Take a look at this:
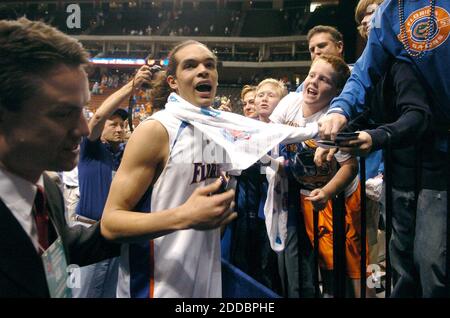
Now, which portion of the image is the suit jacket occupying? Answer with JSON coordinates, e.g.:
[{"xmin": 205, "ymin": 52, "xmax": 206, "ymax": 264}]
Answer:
[{"xmin": 0, "ymin": 173, "xmax": 120, "ymax": 297}]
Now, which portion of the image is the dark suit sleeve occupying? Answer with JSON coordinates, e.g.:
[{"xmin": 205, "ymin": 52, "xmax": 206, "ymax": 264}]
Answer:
[
  {"xmin": 367, "ymin": 61, "xmax": 432, "ymax": 150},
  {"xmin": 44, "ymin": 175, "xmax": 120, "ymax": 266},
  {"xmin": 64, "ymin": 222, "xmax": 121, "ymax": 266}
]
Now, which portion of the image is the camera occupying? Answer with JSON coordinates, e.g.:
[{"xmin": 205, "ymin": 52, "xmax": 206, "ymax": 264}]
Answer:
[
  {"xmin": 141, "ymin": 59, "xmax": 163, "ymax": 89},
  {"xmin": 212, "ymin": 96, "xmax": 221, "ymax": 109},
  {"xmin": 212, "ymin": 95, "xmax": 230, "ymax": 109}
]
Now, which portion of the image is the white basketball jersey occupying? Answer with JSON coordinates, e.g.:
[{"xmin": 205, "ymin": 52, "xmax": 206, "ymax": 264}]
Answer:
[{"xmin": 117, "ymin": 110, "xmax": 222, "ymax": 298}]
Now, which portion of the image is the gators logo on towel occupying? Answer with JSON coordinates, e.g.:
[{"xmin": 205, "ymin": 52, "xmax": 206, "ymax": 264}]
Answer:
[{"xmin": 221, "ymin": 129, "xmax": 251, "ymax": 143}]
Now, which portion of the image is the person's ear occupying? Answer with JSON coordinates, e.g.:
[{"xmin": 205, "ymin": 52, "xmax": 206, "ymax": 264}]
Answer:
[
  {"xmin": 336, "ymin": 41, "xmax": 344, "ymax": 55},
  {"xmin": 167, "ymin": 75, "xmax": 178, "ymax": 91}
]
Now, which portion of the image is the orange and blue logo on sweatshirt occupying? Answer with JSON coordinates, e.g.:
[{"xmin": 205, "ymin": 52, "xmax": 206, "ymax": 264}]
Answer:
[{"xmin": 397, "ymin": 6, "xmax": 450, "ymax": 52}]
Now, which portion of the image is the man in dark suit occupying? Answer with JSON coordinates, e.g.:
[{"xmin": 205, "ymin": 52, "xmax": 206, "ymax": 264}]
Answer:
[{"xmin": 0, "ymin": 18, "xmax": 119, "ymax": 297}]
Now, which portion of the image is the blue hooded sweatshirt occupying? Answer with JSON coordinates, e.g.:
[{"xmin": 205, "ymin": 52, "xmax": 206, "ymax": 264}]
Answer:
[{"xmin": 329, "ymin": 0, "xmax": 450, "ymax": 150}]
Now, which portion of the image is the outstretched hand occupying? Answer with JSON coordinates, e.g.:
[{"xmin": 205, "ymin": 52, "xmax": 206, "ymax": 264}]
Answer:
[
  {"xmin": 304, "ymin": 188, "xmax": 330, "ymax": 211},
  {"xmin": 318, "ymin": 112, "xmax": 348, "ymax": 140},
  {"xmin": 314, "ymin": 146, "xmax": 337, "ymax": 167},
  {"xmin": 133, "ymin": 65, "xmax": 156, "ymax": 90},
  {"xmin": 338, "ymin": 131, "xmax": 373, "ymax": 157}
]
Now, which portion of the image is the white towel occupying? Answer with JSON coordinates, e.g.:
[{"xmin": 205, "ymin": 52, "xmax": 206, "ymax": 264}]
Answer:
[
  {"xmin": 164, "ymin": 93, "xmax": 317, "ymax": 250},
  {"xmin": 260, "ymin": 156, "xmax": 289, "ymax": 252}
]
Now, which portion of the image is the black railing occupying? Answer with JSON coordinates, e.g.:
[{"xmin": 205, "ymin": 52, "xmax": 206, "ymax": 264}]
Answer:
[
  {"xmin": 304, "ymin": 130, "xmax": 450, "ymax": 298},
  {"xmin": 359, "ymin": 157, "xmax": 367, "ymax": 298},
  {"xmin": 383, "ymin": 136, "xmax": 393, "ymax": 297},
  {"xmin": 313, "ymin": 206, "xmax": 321, "ymax": 298},
  {"xmin": 332, "ymin": 193, "xmax": 347, "ymax": 298},
  {"xmin": 447, "ymin": 130, "xmax": 450, "ymax": 294},
  {"xmin": 312, "ymin": 135, "xmax": 390, "ymax": 298}
]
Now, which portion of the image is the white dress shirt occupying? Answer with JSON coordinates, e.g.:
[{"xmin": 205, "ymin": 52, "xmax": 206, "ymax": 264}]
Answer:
[
  {"xmin": 62, "ymin": 166, "xmax": 78, "ymax": 187},
  {"xmin": 0, "ymin": 167, "xmax": 44, "ymax": 252}
]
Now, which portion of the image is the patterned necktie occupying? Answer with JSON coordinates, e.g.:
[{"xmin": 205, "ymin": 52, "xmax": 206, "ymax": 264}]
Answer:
[{"xmin": 34, "ymin": 185, "xmax": 49, "ymax": 253}]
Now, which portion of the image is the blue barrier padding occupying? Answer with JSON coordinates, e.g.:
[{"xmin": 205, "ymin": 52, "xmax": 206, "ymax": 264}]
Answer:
[
  {"xmin": 221, "ymin": 226, "xmax": 233, "ymax": 262},
  {"xmin": 221, "ymin": 259, "xmax": 281, "ymax": 298}
]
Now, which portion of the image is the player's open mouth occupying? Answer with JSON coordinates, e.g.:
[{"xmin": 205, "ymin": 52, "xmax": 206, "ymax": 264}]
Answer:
[{"xmin": 195, "ymin": 83, "xmax": 212, "ymax": 92}]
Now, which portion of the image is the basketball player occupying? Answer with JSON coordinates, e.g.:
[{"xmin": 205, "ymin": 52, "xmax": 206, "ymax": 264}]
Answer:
[{"xmin": 101, "ymin": 40, "xmax": 236, "ymax": 298}]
